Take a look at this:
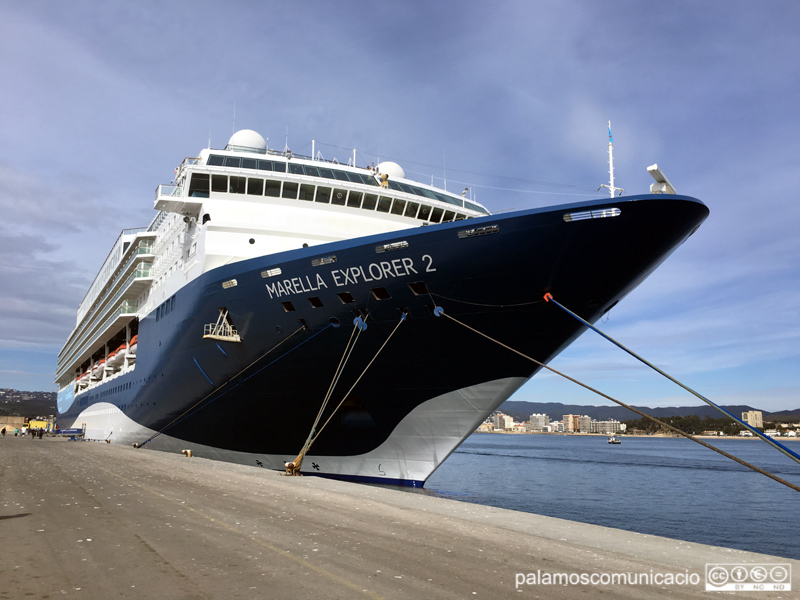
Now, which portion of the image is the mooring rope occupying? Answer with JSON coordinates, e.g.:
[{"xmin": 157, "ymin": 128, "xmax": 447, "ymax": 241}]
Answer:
[
  {"xmin": 136, "ymin": 323, "xmax": 317, "ymax": 448},
  {"xmin": 286, "ymin": 319, "xmax": 365, "ymax": 475},
  {"xmin": 436, "ymin": 308, "xmax": 800, "ymax": 495},
  {"xmin": 310, "ymin": 313, "xmax": 407, "ymax": 446},
  {"xmin": 286, "ymin": 312, "xmax": 408, "ymax": 475},
  {"xmin": 543, "ymin": 293, "xmax": 800, "ymax": 467}
]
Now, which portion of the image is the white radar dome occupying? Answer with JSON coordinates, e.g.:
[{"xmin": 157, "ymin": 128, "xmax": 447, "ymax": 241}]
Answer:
[
  {"xmin": 377, "ymin": 161, "xmax": 405, "ymax": 180},
  {"xmin": 226, "ymin": 129, "xmax": 267, "ymax": 153}
]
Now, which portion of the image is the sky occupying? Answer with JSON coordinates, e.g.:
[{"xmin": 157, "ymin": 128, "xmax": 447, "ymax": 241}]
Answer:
[{"xmin": 0, "ymin": 0, "xmax": 798, "ymax": 412}]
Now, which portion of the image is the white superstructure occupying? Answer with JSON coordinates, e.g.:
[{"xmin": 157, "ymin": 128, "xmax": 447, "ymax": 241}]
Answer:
[{"xmin": 56, "ymin": 130, "xmax": 489, "ymax": 399}]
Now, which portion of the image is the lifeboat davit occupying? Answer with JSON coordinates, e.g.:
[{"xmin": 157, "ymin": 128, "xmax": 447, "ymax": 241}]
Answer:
[
  {"xmin": 107, "ymin": 343, "xmax": 127, "ymax": 368},
  {"xmin": 78, "ymin": 370, "xmax": 90, "ymax": 388},
  {"xmin": 91, "ymin": 359, "xmax": 105, "ymax": 379}
]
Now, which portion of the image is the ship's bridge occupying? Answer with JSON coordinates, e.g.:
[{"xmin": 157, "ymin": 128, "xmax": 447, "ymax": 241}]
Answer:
[{"xmin": 154, "ymin": 130, "xmax": 490, "ymax": 224}]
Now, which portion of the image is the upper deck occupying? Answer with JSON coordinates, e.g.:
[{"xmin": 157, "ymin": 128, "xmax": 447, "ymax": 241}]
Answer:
[{"xmin": 155, "ymin": 129, "xmax": 490, "ymax": 224}]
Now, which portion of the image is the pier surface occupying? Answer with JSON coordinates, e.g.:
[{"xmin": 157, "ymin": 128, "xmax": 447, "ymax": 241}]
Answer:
[{"xmin": 1, "ymin": 437, "xmax": 795, "ymax": 599}]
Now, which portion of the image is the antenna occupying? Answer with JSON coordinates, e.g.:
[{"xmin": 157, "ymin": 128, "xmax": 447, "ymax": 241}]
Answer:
[
  {"xmin": 443, "ymin": 149, "xmax": 447, "ymax": 192},
  {"xmin": 599, "ymin": 121, "xmax": 623, "ymax": 197}
]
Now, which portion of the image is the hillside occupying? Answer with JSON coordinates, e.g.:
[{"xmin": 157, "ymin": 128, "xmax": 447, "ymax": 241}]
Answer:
[
  {"xmin": 499, "ymin": 400, "xmax": 800, "ymax": 422},
  {"xmin": 0, "ymin": 389, "xmax": 57, "ymax": 418}
]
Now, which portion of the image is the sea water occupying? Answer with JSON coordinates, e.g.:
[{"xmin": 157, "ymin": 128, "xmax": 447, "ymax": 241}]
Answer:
[{"xmin": 424, "ymin": 434, "xmax": 800, "ymax": 560}]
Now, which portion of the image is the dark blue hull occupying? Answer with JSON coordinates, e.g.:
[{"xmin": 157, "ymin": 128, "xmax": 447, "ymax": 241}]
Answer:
[{"xmin": 57, "ymin": 194, "xmax": 708, "ymax": 484}]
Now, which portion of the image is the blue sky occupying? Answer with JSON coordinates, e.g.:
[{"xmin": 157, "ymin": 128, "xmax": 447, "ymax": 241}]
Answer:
[{"xmin": 1, "ymin": 1, "xmax": 798, "ymax": 412}]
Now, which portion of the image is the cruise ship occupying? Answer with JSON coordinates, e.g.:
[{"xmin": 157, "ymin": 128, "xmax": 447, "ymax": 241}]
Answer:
[{"xmin": 55, "ymin": 129, "xmax": 709, "ymax": 486}]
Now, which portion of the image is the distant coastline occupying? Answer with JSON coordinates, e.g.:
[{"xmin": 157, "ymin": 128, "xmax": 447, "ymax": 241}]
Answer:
[{"xmin": 475, "ymin": 430, "xmax": 800, "ymax": 440}]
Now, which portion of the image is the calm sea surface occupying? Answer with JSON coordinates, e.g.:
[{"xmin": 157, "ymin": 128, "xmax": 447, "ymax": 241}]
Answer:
[{"xmin": 423, "ymin": 434, "xmax": 800, "ymax": 560}]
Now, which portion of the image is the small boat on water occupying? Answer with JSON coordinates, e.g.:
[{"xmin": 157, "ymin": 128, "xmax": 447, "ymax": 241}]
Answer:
[{"xmin": 608, "ymin": 436, "xmax": 621, "ymax": 444}]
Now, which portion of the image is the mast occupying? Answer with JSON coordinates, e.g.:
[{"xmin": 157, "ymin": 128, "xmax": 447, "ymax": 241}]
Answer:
[{"xmin": 600, "ymin": 121, "xmax": 623, "ymax": 197}]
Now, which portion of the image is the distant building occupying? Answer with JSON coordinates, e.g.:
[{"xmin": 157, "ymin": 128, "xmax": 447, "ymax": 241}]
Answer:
[
  {"xmin": 0, "ymin": 416, "xmax": 27, "ymax": 430},
  {"xmin": 550, "ymin": 420, "xmax": 564, "ymax": 433},
  {"xmin": 578, "ymin": 415, "xmax": 592, "ymax": 433},
  {"xmin": 742, "ymin": 410, "xmax": 763, "ymax": 429},
  {"xmin": 528, "ymin": 413, "xmax": 550, "ymax": 432},
  {"xmin": 563, "ymin": 414, "xmax": 580, "ymax": 432},
  {"xmin": 493, "ymin": 413, "xmax": 514, "ymax": 431},
  {"xmin": 591, "ymin": 419, "xmax": 623, "ymax": 434}
]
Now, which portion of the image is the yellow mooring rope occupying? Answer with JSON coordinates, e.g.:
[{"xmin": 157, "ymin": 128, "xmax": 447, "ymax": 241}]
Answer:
[
  {"xmin": 285, "ymin": 319, "xmax": 365, "ymax": 476},
  {"xmin": 285, "ymin": 312, "xmax": 407, "ymax": 476}
]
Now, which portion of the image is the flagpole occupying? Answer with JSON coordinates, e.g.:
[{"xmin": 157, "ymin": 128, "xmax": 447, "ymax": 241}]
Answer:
[
  {"xmin": 607, "ymin": 121, "xmax": 615, "ymax": 198},
  {"xmin": 600, "ymin": 121, "xmax": 623, "ymax": 197}
]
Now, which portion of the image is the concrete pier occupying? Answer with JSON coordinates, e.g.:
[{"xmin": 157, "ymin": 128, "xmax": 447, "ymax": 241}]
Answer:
[{"xmin": 1, "ymin": 436, "xmax": 795, "ymax": 599}]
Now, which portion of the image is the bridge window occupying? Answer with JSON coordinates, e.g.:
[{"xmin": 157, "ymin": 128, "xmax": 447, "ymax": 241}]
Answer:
[
  {"xmin": 315, "ymin": 186, "xmax": 331, "ymax": 203},
  {"xmin": 362, "ymin": 194, "xmax": 378, "ymax": 210},
  {"xmin": 229, "ymin": 176, "xmax": 246, "ymax": 194},
  {"xmin": 377, "ymin": 197, "xmax": 392, "ymax": 213},
  {"xmin": 265, "ymin": 180, "xmax": 281, "ymax": 197},
  {"xmin": 298, "ymin": 184, "xmax": 315, "ymax": 201},
  {"xmin": 188, "ymin": 173, "xmax": 210, "ymax": 198},
  {"xmin": 281, "ymin": 182, "xmax": 298, "ymax": 200},
  {"xmin": 347, "ymin": 191, "xmax": 363, "ymax": 208},
  {"xmin": 247, "ymin": 178, "xmax": 263, "ymax": 195},
  {"xmin": 211, "ymin": 175, "xmax": 227, "ymax": 193}
]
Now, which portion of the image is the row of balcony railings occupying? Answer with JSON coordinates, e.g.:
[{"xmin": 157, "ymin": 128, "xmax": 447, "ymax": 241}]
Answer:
[
  {"xmin": 58, "ymin": 299, "xmax": 141, "ymax": 382},
  {"xmin": 75, "ymin": 252, "xmax": 153, "ymax": 337},
  {"xmin": 59, "ymin": 264, "xmax": 151, "ymax": 373}
]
